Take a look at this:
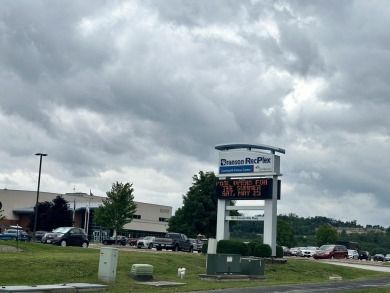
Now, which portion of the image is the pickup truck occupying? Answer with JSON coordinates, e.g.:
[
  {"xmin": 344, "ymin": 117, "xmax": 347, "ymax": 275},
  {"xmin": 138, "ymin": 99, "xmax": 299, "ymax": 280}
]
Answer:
[{"xmin": 153, "ymin": 232, "xmax": 194, "ymax": 252}]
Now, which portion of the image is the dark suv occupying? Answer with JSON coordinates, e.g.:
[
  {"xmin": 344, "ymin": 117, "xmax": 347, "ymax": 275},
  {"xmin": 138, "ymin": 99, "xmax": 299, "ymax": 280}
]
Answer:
[
  {"xmin": 42, "ymin": 227, "xmax": 89, "ymax": 248},
  {"xmin": 358, "ymin": 251, "xmax": 371, "ymax": 260},
  {"xmin": 313, "ymin": 244, "xmax": 348, "ymax": 259}
]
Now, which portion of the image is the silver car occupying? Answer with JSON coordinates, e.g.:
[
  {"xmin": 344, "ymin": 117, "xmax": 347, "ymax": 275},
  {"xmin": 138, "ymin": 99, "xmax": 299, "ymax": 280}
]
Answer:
[
  {"xmin": 290, "ymin": 247, "xmax": 302, "ymax": 257},
  {"xmin": 348, "ymin": 249, "xmax": 359, "ymax": 259},
  {"xmin": 136, "ymin": 236, "xmax": 155, "ymax": 249},
  {"xmin": 301, "ymin": 246, "xmax": 319, "ymax": 257}
]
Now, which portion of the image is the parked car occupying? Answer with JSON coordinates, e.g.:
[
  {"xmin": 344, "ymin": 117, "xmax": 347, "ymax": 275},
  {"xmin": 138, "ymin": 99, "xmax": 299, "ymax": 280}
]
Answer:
[
  {"xmin": 0, "ymin": 229, "xmax": 29, "ymax": 241},
  {"xmin": 128, "ymin": 238, "xmax": 138, "ymax": 246},
  {"xmin": 313, "ymin": 244, "xmax": 348, "ymax": 259},
  {"xmin": 282, "ymin": 246, "xmax": 292, "ymax": 256},
  {"xmin": 384, "ymin": 254, "xmax": 390, "ymax": 262},
  {"xmin": 297, "ymin": 247, "xmax": 306, "ymax": 257},
  {"xmin": 373, "ymin": 254, "xmax": 385, "ymax": 262},
  {"xmin": 28, "ymin": 231, "xmax": 48, "ymax": 242},
  {"xmin": 290, "ymin": 247, "xmax": 302, "ymax": 257},
  {"xmin": 348, "ymin": 249, "xmax": 359, "ymax": 259},
  {"xmin": 41, "ymin": 227, "xmax": 89, "ymax": 248},
  {"xmin": 358, "ymin": 251, "xmax": 371, "ymax": 261},
  {"xmin": 301, "ymin": 246, "xmax": 319, "ymax": 258},
  {"xmin": 189, "ymin": 238, "xmax": 203, "ymax": 253},
  {"xmin": 136, "ymin": 236, "xmax": 155, "ymax": 249},
  {"xmin": 102, "ymin": 236, "xmax": 128, "ymax": 246}
]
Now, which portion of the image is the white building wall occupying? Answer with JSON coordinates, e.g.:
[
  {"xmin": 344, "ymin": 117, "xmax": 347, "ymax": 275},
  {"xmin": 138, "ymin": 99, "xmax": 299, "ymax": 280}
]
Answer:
[
  {"xmin": 124, "ymin": 202, "xmax": 172, "ymax": 233},
  {"xmin": 0, "ymin": 189, "xmax": 77, "ymax": 220},
  {"xmin": 0, "ymin": 189, "xmax": 172, "ymax": 234}
]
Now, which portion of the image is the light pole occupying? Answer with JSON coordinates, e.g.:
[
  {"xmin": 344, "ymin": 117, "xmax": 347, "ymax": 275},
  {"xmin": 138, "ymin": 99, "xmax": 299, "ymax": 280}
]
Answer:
[{"xmin": 33, "ymin": 153, "xmax": 47, "ymax": 240}]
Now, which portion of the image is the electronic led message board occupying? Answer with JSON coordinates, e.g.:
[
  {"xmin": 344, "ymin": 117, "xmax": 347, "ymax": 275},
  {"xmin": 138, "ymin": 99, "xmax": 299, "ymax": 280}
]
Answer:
[{"xmin": 215, "ymin": 178, "xmax": 280, "ymax": 200}]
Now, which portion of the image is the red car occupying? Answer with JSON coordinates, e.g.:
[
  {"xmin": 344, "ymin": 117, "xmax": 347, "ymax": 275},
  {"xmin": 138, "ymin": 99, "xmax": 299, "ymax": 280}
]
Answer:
[
  {"xmin": 313, "ymin": 244, "xmax": 348, "ymax": 259},
  {"xmin": 128, "ymin": 238, "xmax": 138, "ymax": 246}
]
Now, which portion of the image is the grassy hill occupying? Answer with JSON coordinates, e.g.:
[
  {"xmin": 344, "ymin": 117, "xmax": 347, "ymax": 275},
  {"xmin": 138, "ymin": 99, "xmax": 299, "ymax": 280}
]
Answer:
[{"xmin": 1, "ymin": 241, "xmax": 389, "ymax": 292}]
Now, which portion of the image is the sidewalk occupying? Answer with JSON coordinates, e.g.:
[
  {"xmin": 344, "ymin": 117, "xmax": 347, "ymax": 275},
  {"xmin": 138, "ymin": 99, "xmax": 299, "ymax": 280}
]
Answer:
[{"xmin": 0, "ymin": 283, "xmax": 107, "ymax": 292}]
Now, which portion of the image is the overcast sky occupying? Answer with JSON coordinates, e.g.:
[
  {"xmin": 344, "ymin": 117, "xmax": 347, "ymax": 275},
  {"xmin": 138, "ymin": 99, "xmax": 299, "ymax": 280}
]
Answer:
[{"xmin": 1, "ymin": 1, "xmax": 389, "ymax": 228}]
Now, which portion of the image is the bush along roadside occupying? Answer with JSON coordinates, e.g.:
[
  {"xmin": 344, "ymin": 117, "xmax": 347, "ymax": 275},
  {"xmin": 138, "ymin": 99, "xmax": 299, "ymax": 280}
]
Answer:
[{"xmin": 202, "ymin": 239, "xmax": 285, "ymax": 261}]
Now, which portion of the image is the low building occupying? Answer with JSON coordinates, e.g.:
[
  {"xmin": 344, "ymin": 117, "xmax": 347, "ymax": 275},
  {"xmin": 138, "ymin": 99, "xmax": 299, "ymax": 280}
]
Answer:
[{"xmin": 0, "ymin": 189, "xmax": 172, "ymax": 242}]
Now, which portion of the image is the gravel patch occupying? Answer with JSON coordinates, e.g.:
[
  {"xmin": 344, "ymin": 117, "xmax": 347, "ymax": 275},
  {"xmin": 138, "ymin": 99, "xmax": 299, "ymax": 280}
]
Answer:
[{"xmin": 0, "ymin": 244, "xmax": 23, "ymax": 252}]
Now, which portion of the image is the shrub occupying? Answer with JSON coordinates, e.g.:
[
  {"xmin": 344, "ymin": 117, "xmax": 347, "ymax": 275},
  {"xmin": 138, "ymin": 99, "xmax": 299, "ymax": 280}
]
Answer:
[
  {"xmin": 253, "ymin": 243, "xmax": 272, "ymax": 257},
  {"xmin": 217, "ymin": 240, "xmax": 249, "ymax": 256},
  {"xmin": 201, "ymin": 242, "xmax": 208, "ymax": 254},
  {"xmin": 276, "ymin": 245, "xmax": 283, "ymax": 258},
  {"xmin": 246, "ymin": 240, "xmax": 263, "ymax": 256}
]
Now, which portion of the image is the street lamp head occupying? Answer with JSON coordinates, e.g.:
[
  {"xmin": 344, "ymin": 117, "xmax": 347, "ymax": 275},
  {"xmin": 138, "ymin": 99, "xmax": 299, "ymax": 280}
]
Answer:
[{"xmin": 35, "ymin": 153, "xmax": 48, "ymax": 156}]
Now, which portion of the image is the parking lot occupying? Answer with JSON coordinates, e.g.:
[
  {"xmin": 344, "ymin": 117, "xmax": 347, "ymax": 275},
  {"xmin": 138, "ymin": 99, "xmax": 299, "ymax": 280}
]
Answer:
[{"xmin": 89, "ymin": 242, "xmax": 203, "ymax": 254}]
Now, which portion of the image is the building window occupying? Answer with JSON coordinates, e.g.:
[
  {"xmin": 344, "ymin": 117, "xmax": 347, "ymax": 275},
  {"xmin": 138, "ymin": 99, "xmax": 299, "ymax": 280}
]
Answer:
[
  {"xmin": 159, "ymin": 217, "xmax": 169, "ymax": 222},
  {"xmin": 132, "ymin": 214, "xmax": 141, "ymax": 219}
]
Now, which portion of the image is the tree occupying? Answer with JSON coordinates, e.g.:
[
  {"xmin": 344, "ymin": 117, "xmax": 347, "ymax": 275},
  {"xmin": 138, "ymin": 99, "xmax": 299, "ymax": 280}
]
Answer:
[
  {"xmin": 94, "ymin": 182, "xmax": 137, "ymax": 243},
  {"xmin": 230, "ymin": 219, "xmax": 264, "ymax": 240},
  {"xmin": 277, "ymin": 220, "xmax": 294, "ymax": 247},
  {"xmin": 316, "ymin": 224, "xmax": 338, "ymax": 246},
  {"xmin": 168, "ymin": 171, "xmax": 218, "ymax": 238},
  {"xmin": 0, "ymin": 201, "xmax": 5, "ymax": 220},
  {"xmin": 0, "ymin": 210, "xmax": 5, "ymax": 220},
  {"xmin": 27, "ymin": 196, "xmax": 72, "ymax": 231},
  {"xmin": 167, "ymin": 171, "xmax": 241, "ymax": 238},
  {"xmin": 47, "ymin": 196, "xmax": 73, "ymax": 229},
  {"xmin": 339, "ymin": 229, "xmax": 348, "ymax": 239},
  {"xmin": 37, "ymin": 201, "xmax": 54, "ymax": 231}
]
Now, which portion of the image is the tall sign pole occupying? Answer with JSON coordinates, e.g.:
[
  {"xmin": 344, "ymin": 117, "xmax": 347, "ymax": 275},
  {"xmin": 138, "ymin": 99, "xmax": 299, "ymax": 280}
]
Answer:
[
  {"xmin": 215, "ymin": 144, "xmax": 285, "ymax": 256},
  {"xmin": 33, "ymin": 153, "xmax": 47, "ymax": 240}
]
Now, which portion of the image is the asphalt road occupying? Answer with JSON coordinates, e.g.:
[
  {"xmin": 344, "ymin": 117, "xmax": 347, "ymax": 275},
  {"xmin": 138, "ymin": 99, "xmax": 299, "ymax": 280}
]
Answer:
[
  {"xmin": 191, "ymin": 260, "xmax": 390, "ymax": 293},
  {"xmin": 191, "ymin": 277, "xmax": 390, "ymax": 292},
  {"xmin": 325, "ymin": 261, "xmax": 390, "ymax": 273}
]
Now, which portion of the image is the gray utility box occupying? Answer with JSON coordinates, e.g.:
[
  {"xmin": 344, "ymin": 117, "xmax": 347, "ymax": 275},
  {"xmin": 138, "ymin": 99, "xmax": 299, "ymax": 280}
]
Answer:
[
  {"xmin": 240, "ymin": 258, "xmax": 264, "ymax": 276},
  {"xmin": 98, "ymin": 247, "xmax": 119, "ymax": 282},
  {"xmin": 206, "ymin": 253, "xmax": 241, "ymax": 275}
]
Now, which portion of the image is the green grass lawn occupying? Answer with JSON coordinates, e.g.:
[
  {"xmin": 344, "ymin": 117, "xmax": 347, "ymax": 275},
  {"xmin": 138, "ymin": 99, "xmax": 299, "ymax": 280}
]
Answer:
[{"xmin": 1, "ymin": 241, "xmax": 389, "ymax": 292}]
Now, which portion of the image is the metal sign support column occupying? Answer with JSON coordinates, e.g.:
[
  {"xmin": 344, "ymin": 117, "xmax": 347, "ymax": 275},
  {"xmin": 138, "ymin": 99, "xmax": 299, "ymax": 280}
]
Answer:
[
  {"xmin": 216, "ymin": 199, "xmax": 229, "ymax": 240},
  {"xmin": 263, "ymin": 174, "xmax": 278, "ymax": 256}
]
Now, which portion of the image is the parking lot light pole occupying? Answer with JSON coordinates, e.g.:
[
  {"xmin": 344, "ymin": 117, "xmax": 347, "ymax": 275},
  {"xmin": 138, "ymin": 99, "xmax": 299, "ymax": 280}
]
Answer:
[{"xmin": 33, "ymin": 153, "xmax": 47, "ymax": 241}]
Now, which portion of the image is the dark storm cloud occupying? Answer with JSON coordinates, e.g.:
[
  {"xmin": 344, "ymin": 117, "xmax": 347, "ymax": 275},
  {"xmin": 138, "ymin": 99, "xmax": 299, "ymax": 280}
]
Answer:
[
  {"xmin": 0, "ymin": 2, "xmax": 112, "ymax": 81},
  {"xmin": 0, "ymin": 0, "xmax": 389, "ymax": 226}
]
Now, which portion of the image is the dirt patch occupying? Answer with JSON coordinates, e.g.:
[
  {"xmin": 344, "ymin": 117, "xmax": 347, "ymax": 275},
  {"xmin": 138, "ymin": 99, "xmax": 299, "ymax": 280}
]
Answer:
[{"xmin": 0, "ymin": 244, "xmax": 23, "ymax": 252}]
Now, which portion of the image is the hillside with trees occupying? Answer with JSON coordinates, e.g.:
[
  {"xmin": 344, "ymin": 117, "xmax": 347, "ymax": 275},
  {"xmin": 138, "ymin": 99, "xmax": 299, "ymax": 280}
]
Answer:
[{"xmin": 231, "ymin": 213, "xmax": 390, "ymax": 254}]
